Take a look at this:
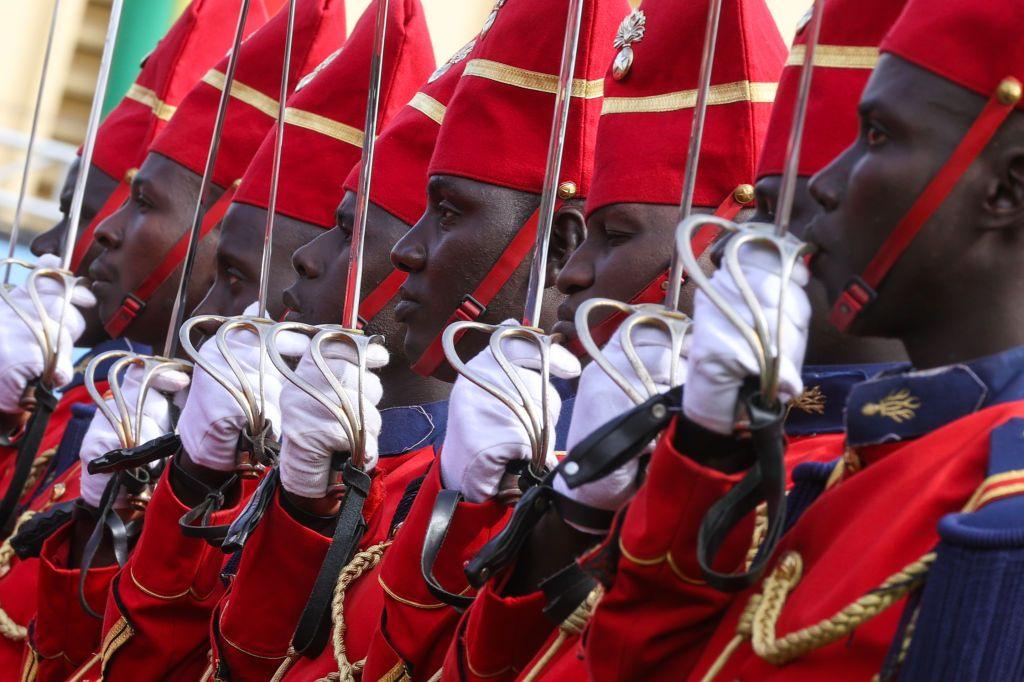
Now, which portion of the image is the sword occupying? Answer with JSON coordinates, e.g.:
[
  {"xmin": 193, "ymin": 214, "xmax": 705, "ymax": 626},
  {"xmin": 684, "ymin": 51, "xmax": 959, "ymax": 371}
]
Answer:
[
  {"xmin": 573, "ymin": 0, "xmax": 726, "ymax": 408},
  {"xmin": 661, "ymin": 0, "xmax": 824, "ymax": 592},
  {"xmin": 164, "ymin": 0, "xmax": 256, "ymax": 361},
  {"xmin": 441, "ymin": 0, "xmax": 584, "ymax": 483},
  {"xmin": 0, "ymin": 0, "xmax": 126, "ymax": 533},
  {"xmin": 178, "ymin": 0, "xmax": 297, "ymax": 479},
  {"xmin": 4, "ymin": 0, "xmax": 62, "ymax": 285}
]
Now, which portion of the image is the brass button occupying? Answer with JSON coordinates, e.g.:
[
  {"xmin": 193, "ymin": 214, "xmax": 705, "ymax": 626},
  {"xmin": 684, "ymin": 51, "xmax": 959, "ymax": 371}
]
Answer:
[
  {"xmin": 733, "ymin": 183, "xmax": 756, "ymax": 205},
  {"xmin": 557, "ymin": 181, "xmax": 578, "ymax": 199},
  {"xmin": 997, "ymin": 77, "xmax": 1022, "ymax": 106},
  {"xmin": 51, "ymin": 483, "xmax": 66, "ymax": 501}
]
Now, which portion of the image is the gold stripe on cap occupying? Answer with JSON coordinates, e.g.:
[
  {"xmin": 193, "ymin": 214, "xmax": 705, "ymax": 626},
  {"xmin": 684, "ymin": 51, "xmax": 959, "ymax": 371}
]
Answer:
[
  {"xmin": 124, "ymin": 84, "xmax": 177, "ymax": 121},
  {"xmin": 409, "ymin": 92, "xmax": 446, "ymax": 124},
  {"xmin": 464, "ymin": 59, "xmax": 604, "ymax": 99},
  {"xmin": 601, "ymin": 80, "xmax": 777, "ymax": 116},
  {"xmin": 785, "ymin": 44, "xmax": 879, "ymax": 70},
  {"xmin": 202, "ymin": 69, "xmax": 279, "ymax": 119},
  {"xmin": 284, "ymin": 107, "xmax": 364, "ymax": 148}
]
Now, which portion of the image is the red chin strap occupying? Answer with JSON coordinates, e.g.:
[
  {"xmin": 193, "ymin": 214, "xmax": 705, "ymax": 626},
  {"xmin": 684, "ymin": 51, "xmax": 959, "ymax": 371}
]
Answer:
[
  {"xmin": 565, "ymin": 186, "xmax": 753, "ymax": 357},
  {"xmin": 830, "ymin": 77, "xmax": 1022, "ymax": 332},
  {"xmin": 70, "ymin": 169, "xmax": 137, "ymax": 273},
  {"xmin": 103, "ymin": 181, "xmax": 238, "ymax": 339},
  {"xmin": 410, "ymin": 199, "xmax": 565, "ymax": 377},
  {"xmin": 355, "ymin": 268, "xmax": 408, "ymax": 329}
]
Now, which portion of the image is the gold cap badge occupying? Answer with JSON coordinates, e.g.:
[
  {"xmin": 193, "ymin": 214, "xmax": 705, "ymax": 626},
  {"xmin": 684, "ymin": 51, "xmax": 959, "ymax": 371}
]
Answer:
[{"xmin": 612, "ymin": 9, "xmax": 646, "ymax": 81}]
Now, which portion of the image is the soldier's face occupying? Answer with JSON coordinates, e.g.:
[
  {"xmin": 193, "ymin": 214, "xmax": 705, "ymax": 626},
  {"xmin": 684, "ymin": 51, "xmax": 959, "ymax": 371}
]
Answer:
[
  {"xmin": 807, "ymin": 55, "xmax": 994, "ymax": 340},
  {"xmin": 31, "ymin": 159, "xmax": 119, "ymax": 347},
  {"xmin": 190, "ymin": 202, "xmax": 321, "ymax": 323},
  {"xmin": 89, "ymin": 153, "xmax": 219, "ymax": 350},
  {"xmin": 390, "ymin": 175, "xmax": 543, "ymax": 382},
  {"xmin": 283, "ymin": 191, "xmax": 411, "ymax": 357},
  {"xmin": 553, "ymin": 202, "xmax": 677, "ymax": 343}
]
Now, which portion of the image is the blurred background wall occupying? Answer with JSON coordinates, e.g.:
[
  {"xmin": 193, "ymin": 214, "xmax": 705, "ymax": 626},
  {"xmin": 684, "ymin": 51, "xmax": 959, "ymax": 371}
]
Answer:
[{"xmin": 0, "ymin": 0, "xmax": 807, "ymax": 243}]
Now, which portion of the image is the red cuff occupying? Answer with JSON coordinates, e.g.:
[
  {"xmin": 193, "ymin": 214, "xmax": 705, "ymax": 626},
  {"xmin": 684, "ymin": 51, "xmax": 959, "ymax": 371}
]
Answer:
[
  {"xmin": 35, "ymin": 521, "xmax": 118, "ymax": 667},
  {"xmin": 217, "ymin": 488, "xmax": 330, "ymax": 666},
  {"xmin": 128, "ymin": 467, "xmax": 245, "ymax": 599},
  {"xmin": 459, "ymin": 584, "xmax": 550, "ymax": 680}
]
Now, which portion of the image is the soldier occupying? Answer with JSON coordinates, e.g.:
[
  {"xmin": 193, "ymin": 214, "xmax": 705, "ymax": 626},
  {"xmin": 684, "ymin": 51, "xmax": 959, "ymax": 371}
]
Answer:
[
  {"xmin": 18, "ymin": 2, "xmax": 347, "ymax": 679},
  {"xmin": 358, "ymin": 0, "xmax": 626, "ymax": 679},
  {"xmin": 587, "ymin": 0, "xmax": 1024, "ymax": 679},
  {"xmin": 436, "ymin": 0, "xmax": 787, "ymax": 678},
  {"xmin": 0, "ymin": 0, "xmax": 272, "ymax": 675}
]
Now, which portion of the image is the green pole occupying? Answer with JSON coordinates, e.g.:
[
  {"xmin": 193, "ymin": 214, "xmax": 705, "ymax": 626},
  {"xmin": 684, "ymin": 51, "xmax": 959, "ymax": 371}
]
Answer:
[{"xmin": 101, "ymin": 0, "xmax": 179, "ymax": 116}]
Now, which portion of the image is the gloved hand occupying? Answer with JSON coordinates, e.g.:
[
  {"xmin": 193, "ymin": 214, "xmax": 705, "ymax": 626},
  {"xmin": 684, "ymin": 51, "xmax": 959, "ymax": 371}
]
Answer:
[
  {"xmin": 80, "ymin": 364, "xmax": 190, "ymax": 507},
  {"xmin": 279, "ymin": 338, "xmax": 389, "ymax": 499},
  {"xmin": 441, "ymin": 321, "xmax": 582, "ymax": 503},
  {"xmin": 684, "ymin": 242, "xmax": 811, "ymax": 435},
  {"xmin": 553, "ymin": 321, "xmax": 688, "ymax": 520},
  {"xmin": 178, "ymin": 303, "xmax": 308, "ymax": 471},
  {"xmin": 0, "ymin": 254, "xmax": 95, "ymax": 413}
]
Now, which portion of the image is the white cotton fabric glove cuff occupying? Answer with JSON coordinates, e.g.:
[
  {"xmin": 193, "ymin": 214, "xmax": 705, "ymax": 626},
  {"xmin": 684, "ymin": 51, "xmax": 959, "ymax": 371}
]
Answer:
[
  {"xmin": 441, "ymin": 320, "xmax": 582, "ymax": 503},
  {"xmin": 684, "ymin": 243, "xmax": 811, "ymax": 435},
  {"xmin": 279, "ymin": 340, "xmax": 389, "ymax": 498},
  {"xmin": 79, "ymin": 365, "xmax": 190, "ymax": 507},
  {"xmin": 0, "ymin": 254, "xmax": 95, "ymax": 413},
  {"xmin": 179, "ymin": 302, "xmax": 307, "ymax": 471},
  {"xmin": 554, "ymin": 323, "xmax": 689, "ymax": 520}
]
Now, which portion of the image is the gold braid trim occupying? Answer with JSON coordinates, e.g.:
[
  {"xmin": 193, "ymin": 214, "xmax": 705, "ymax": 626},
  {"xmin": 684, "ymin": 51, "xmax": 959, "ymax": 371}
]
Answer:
[
  {"xmin": 561, "ymin": 585, "xmax": 603, "ymax": 637},
  {"xmin": 0, "ymin": 510, "xmax": 38, "ymax": 642},
  {"xmin": 746, "ymin": 551, "xmax": 935, "ymax": 666},
  {"xmin": 331, "ymin": 541, "xmax": 392, "ymax": 682},
  {"xmin": 23, "ymin": 447, "xmax": 55, "ymax": 498}
]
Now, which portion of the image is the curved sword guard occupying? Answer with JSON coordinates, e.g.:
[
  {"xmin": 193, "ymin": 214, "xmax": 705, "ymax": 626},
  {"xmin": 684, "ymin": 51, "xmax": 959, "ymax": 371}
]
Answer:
[
  {"xmin": 84, "ymin": 350, "xmax": 192, "ymax": 511},
  {"xmin": 265, "ymin": 322, "xmax": 383, "ymax": 497},
  {"xmin": 574, "ymin": 298, "xmax": 691, "ymax": 406},
  {"xmin": 675, "ymin": 214, "xmax": 813, "ymax": 408},
  {"xmin": 0, "ymin": 258, "xmax": 85, "ymax": 392},
  {"xmin": 179, "ymin": 314, "xmax": 281, "ymax": 477},
  {"xmin": 442, "ymin": 321, "xmax": 556, "ymax": 483}
]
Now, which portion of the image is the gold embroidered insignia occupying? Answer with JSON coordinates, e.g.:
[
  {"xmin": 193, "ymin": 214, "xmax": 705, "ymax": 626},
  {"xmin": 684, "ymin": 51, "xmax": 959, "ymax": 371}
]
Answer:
[
  {"xmin": 789, "ymin": 385, "xmax": 826, "ymax": 415},
  {"xmin": 428, "ymin": 39, "xmax": 476, "ymax": 84},
  {"xmin": 296, "ymin": 47, "xmax": 344, "ymax": 92},
  {"xmin": 479, "ymin": 0, "xmax": 508, "ymax": 39},
  {"xmin": 860, "ymin": 388, "xmax": 921, "ymax": 423},
  {"xmin": 612, "ymin": 9, "xmax": 646, "ymax": 81}
]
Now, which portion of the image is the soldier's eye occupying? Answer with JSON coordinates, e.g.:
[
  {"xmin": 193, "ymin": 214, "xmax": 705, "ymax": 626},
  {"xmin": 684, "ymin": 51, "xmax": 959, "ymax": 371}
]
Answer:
[{"xmin": 865, "ymin": 122, "xmax": 888, "ymax": 148}]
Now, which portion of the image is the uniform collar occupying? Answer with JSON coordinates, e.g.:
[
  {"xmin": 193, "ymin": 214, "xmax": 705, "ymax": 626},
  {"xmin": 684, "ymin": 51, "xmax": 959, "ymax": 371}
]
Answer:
[
  {"xmin": 785, "ymin": 363, "xmax": 906, "ymax": 437},
  {"xmin": 846, "ymin": 345, "xmax": 1024, "ymax": 448},
  {"xmin": 378, "ymin": 399, "xmax": 449, "ymax": 457}
]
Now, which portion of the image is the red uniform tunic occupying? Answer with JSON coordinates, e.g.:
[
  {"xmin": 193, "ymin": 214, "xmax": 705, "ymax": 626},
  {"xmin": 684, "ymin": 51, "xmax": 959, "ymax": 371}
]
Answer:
[
  {"xmin": 587, "ymin": 356, "xmax": 1024, "ymax": 680},
  {"xmin": 209, "ymin": 446, "xmax": 434, "ymax": 680}
]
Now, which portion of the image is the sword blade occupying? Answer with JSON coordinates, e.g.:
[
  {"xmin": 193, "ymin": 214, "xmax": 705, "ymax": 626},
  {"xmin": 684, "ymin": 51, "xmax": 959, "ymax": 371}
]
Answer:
[
  {"xmin": 163, "ymin": 0, "xmax": 254, "ymax": 358},
  {"xmin": 521, "ymin": 0, "xmax": 585, "ymax": 329},
  {"xmin": 664, "ymin": 0, "xmax": 723, "ymax": 311},
  {"xmin": 774, "ymin": 0, "xmax": 824, "ymax": 238},
  {"xmin": 257, "ymin": 0, "xmax": 298, "ymax": 320},
  {"xmin": 342, "ymin": 0, "xmax": 391, "ymax": 331},
  {"xmin": 5, "ymin": 0, "xmax": 63, "ymax": 285},
  {"xmin": 62, "ymin": 0, "xmax": 125, "ymax": 272}
]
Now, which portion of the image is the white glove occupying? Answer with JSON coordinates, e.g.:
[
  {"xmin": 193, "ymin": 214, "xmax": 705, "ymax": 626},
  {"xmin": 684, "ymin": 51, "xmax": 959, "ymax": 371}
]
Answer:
[
  {"xmin": 553, "ymin": 323, "xmax": 688, "ymax": 519},
  {"xmin": 0, "ymin": 254, "xmax": 95, "ymax": 413},
  {"xmin": 79, "ymin": 365, "xmax": 190, "ymax": 507},
  {"xmin": 684, "ymin": 242, "xmax": 811, "ymax": 435},
  {"xmin": 279, "ymin": 339, "xmax": 389, "ymax": 498},
  {"xmin": 178, "ymin": 303, "xmax": 307, "ymax": 471},
  {"xmin": 441, "ymin": 321, "xmax": 582, "ymax": 503}
]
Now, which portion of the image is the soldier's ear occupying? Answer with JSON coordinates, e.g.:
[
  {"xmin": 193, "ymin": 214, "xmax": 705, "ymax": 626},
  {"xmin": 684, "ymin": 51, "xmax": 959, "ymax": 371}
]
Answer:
[
  {"xmin": 982, "ymin": 144, "xmax": 1024, "ymax": 230},
  {"xmin": 546, "ymin": 205, "xmax": 586, "ymax": 285}
]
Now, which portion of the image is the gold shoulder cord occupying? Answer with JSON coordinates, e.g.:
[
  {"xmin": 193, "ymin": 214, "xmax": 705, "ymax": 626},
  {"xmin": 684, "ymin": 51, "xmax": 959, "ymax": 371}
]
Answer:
[{"xmin": 271, "ymin": 540, "xmax": 394, "ymax": 682}]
